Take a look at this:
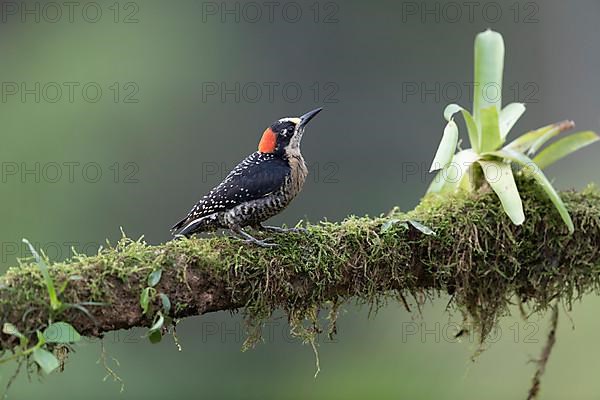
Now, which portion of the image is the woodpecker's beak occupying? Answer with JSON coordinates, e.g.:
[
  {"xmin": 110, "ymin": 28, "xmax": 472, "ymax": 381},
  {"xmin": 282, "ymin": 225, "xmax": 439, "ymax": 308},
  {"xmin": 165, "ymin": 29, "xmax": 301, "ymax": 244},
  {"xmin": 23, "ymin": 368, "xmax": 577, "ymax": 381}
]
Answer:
[{"xmin": 298, "ymin": 107, "xmax": 323, "ymax": 128}]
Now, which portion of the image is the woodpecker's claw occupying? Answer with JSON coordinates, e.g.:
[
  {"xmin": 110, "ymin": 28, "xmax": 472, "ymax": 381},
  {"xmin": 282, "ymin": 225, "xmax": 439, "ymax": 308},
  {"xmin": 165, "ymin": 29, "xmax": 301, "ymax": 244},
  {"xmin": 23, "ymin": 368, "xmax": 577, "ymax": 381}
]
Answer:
[
  {"xmin": 257, "ymin": 225, "xmax": 307, "ymax": 234},
  {"xmin": 246, "ymin": 238, "xmax": 278, "ymax": 248},
  {"xmin": 231, "ymin": 226, "xmax": 277, "ymax": 247}
]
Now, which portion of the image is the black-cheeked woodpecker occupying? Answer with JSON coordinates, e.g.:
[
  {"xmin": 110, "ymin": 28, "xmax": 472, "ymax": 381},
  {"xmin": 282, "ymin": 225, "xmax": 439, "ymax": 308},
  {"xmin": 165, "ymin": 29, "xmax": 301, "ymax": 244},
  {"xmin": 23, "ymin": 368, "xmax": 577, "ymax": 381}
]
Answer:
[{"xmin": 171, "ymin": 107, "xmax": 322, "ymax": 247}]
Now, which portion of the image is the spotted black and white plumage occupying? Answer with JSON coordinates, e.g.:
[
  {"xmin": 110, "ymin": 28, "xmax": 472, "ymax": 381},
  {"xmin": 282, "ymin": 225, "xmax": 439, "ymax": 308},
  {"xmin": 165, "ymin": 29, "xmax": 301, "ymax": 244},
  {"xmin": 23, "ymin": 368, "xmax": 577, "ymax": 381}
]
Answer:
[
  {"xmin": 171, "ymin": 152, "xmax": 291, "ymax": 234},
  {"xmin": 171, "ymin": 108, "xmax": 322, "ymax": 246}
]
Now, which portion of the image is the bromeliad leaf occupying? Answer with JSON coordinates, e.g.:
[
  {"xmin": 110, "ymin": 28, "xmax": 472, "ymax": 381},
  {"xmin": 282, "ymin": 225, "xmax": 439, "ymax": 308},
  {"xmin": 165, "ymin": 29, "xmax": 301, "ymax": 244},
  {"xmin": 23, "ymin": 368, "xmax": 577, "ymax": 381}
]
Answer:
[
  {"xmin": 473, "ymin": 29, "xmax": 504, "ymax": 124},
  {"xmin": 444, "ymin": 104, "xmax": 480, "ymax": 152},
  {"xmin": 427, "ymin": 149, "xmax": 479, "ymax": 193},
  {"xmin": 443, "ymin": 103, "xmax": 462, "ymax": 121},
  {"xmin": 430, "ymin": 120, "xmax": 459, "ymax": 172},
  {"xmin": 533, "ymin": 131, "xmax": 599, "ymax": 170},
  {"xmin": 479, "ymin": 106, "xmax": 502, "ymax": 152},
  {"xmin": 499, "ymin": 103, "xmax": 526, "ymax": 139},
  {"xmin": 528, "ymin": 121, "xmax": 577, "ymax": 155},
  {"xmin": 427, "ymin": 170, "xmax": 445, "ymax": 194},
  {"xmin": 504, "ymin": 123, "xmax": 555, "ymax": 153},
  {"xmin": 478, "ymin": 160, "xmax": 524, "ymax": 225},
  {"xmin": 504, "ymin": 121, "xmax": 575, "ymax": 155},
  {"xmin": 492, "ymin": 149, "xmax": 574, "ymax": 233}
]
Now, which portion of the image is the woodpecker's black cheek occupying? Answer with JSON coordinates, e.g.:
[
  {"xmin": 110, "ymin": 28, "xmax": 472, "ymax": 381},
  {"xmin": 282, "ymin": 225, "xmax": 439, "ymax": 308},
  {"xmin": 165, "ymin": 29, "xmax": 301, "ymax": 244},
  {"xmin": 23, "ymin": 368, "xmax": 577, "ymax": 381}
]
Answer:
[{"xmin": 278, "ymin": 135, "xmax": 291, "ymax": 147}]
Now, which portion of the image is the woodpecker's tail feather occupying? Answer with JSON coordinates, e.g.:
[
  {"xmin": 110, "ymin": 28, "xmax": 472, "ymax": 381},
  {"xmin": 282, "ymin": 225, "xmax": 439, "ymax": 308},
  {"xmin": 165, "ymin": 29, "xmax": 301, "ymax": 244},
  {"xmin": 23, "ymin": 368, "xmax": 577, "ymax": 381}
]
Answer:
[
  {"xmin": 170, "ymin": 216, "xmax": 188, "ymax": 232},
  {"xmin": 172, "ymin": 219, "xmax": 202, "ymax": 237},
  {"xmin": 171, "ymin": 214, "xmax": 218, "ymax": 237}
]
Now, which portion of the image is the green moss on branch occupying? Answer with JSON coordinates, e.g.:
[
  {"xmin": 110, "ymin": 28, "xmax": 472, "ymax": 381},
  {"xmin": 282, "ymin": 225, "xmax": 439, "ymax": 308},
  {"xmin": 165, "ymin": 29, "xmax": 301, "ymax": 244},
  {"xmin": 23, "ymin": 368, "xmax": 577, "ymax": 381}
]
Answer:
[{"xmin": 1, "ymin": 180, "xmax": 600, "ymax": 355}]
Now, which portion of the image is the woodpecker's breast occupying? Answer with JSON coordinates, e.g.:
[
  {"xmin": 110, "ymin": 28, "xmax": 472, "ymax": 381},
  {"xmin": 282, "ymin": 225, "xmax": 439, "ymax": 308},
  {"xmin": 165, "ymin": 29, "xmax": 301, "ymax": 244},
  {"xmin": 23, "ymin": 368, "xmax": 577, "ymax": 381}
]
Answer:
[{"xmin": 284, "ymin": 152, "xmax": 308, "ymax": 200}]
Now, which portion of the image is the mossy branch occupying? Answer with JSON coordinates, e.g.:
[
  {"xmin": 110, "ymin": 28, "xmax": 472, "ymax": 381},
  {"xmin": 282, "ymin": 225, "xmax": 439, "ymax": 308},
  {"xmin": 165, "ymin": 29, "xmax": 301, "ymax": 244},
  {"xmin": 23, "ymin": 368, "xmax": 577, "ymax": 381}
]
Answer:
[{"xmin": 1, "ymin": 180, "xmax": 600, "ymax": 356}]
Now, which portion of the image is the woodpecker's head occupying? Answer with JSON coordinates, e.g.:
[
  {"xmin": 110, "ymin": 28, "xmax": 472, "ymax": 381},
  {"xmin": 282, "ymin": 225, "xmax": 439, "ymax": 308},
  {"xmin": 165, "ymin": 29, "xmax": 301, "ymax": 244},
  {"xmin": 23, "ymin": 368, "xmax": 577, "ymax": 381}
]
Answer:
[{"xmin": 258, "ymin": 108, "xmax": 322, "ymax": 155}]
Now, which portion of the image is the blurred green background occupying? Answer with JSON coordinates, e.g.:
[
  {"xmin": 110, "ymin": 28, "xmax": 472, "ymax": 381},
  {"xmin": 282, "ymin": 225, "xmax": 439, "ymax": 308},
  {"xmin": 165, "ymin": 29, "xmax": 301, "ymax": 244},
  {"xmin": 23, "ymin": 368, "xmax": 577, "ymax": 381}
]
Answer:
[{"xmin": 0, "ymin": 0, "xmax": 599, "ymax": 398}]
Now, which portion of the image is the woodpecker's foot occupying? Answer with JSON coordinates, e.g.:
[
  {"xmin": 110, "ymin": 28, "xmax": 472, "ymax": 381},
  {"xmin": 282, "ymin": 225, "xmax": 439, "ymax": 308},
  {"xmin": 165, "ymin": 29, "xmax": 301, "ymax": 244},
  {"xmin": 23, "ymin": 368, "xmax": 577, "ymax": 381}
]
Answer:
[
  {"xmin": 231, "ymin": 226, "xmax": 277, "ymax": 248},
  {"xmin": 257, "ymin": 224, "xmax": 307, "ymax": 234},
  {"xmin": 245, "ymin": 237, "xmax": 277, "ymax": 248}
]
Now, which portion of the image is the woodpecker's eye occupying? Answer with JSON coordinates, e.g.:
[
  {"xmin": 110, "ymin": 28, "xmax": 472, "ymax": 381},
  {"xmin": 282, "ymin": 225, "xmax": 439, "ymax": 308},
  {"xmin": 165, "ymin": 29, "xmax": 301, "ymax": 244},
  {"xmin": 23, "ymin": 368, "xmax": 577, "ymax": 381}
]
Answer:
[{"xmin": 271, "ymin": 121, "xmax": 296, "ymax": 138}]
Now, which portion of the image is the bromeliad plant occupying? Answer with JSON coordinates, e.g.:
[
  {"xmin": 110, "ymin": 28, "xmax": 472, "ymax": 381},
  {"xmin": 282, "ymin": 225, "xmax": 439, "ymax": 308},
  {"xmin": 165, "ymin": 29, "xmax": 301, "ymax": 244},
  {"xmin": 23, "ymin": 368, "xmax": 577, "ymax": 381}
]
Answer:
[{"xmin": 428, "ymin": 29, "xmax": 599, "ymax": 233}]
